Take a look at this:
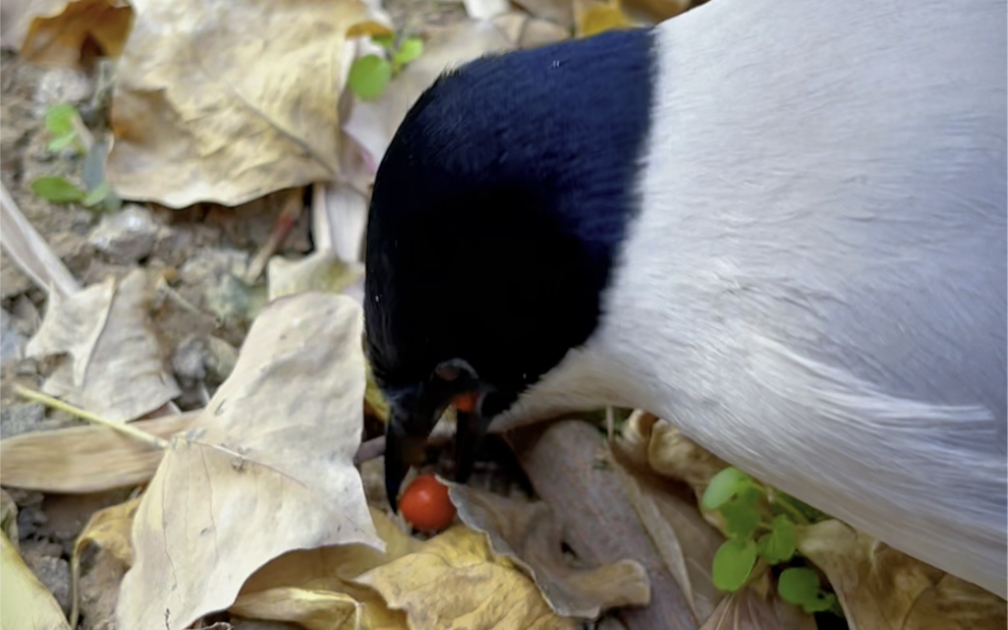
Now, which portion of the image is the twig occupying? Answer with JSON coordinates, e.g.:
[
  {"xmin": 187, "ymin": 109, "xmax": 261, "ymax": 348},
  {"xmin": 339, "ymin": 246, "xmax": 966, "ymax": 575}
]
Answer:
[
  {"xmin": 244, "ymin": 188, "xmax": 305, "ymax": 283},
  {"xmin": 13, "ymin": 385, "xmax": 169, "ymax": 450}
]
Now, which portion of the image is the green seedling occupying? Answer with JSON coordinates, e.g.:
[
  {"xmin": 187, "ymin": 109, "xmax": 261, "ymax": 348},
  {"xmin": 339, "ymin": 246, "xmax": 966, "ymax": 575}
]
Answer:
[
  {"xmin": 348, "ymin": 33, "xmax": 425, "ymax": 100},
  {"xmin": 701, "ymin": 466, "xmax": 843, "ymax": 619}
]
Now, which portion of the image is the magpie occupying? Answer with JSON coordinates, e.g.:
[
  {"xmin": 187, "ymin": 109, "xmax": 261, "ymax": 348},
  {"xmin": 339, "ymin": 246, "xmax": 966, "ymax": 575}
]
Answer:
[{"xmin": 363, "ymin": 0, "xmax": 1007, "ymax": 597}]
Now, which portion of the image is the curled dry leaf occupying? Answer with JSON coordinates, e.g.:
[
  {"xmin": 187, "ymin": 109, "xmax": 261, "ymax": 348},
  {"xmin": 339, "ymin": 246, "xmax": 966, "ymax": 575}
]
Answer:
[
  {"xmin": 0, "ymin": 182, "xmax": 80, "ymax": 299},
  {"xmin": 0, "ymin": 0, "xmax": 132, "ymax": 67},
  {"xmin": 607, "ymin": 451, "xmax": 724, "ymax": 622},
  {"xmin": 232, "ymin": 508, "xmax": 416, "ymax": 630},
  {"xmin": 342, "ymin": 19, "xmax": 513, "ymax": 170},
  {"xmin": 797, "ymin": 520, "xmax": 1007, "ymax": 630},
  {"xmin": 355, "ymin": 524, "xmax": 578, "ymax": 630},
  {"xmin": 116, "ymin": 293, "xmax": 382, "ymax": 630},
  {"xmin": 267, "ymin": 250, "xmax": 364, "ymax": 302},
  {"xmin": 70, "ymin": 497, "xmax": 141, "ymax": 627},
  {"xmin": 106, "ymin": 0, "xmax": 376, "ymax": 208},
  {"xmin": 0, "ymin": 412, "xmax": 196, "ymax": 493},
  {"xmin": 1, "ymin": 532, "xmax": 73, "ymax": 630},
  {"xmin": 25, "ymin": 269, "xmax": 182, "ymax": 423},
  {"xmin": 449, "ymin": 484, "xmax": 650, "ymax": 619},
  {"xmin": 699, "ymin": 575, "xmax": 815, "ymax": 630}
]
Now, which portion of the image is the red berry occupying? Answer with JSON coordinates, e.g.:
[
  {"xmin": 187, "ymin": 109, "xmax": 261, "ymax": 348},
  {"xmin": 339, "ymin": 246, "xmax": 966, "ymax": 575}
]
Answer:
[{"xmin": 399, "ymin": 473, "xmax": 456, "ymax": 532}]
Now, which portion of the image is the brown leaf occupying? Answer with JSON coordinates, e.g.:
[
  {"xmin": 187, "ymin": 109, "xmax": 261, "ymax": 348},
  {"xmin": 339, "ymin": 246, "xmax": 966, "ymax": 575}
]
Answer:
[
  {"xmin": 25, "ymin": 269, "xmax": 182, "ymax": 423},
  {"xmin": 115, "ymin": 293, "xmax": 383, "ymax": 630},
  {"xmin": 355, "ymin": 525, "xmax": 578, "ymax": 630},
  {"xmin": 1, "ymin": 531, "xmax": 72, "ymax": 629},
  {"xmin": 0, "ymin": 412, "xmax": 196, "ymax": 493},
  {"xmin": 699, "ymin": 578, "xmax": 815, "ymax": 630},
  {"xmin": 105, "ymin": 0, "xmax": 378, "ymax": 208},
  {"xmin": 70, "ymin": 497, "xmax": 140, "ymax": 627},
  {"xmin": 797, "ymin": 520, "xmax": 1006, "ymax": 630},
  {"xmin": 232, "ymin": 508, "xmax": 416, "ymax": 630},
  {"xmin": 574, "ymin": 0, "xmax": 634, "ymax": 37},
  {"xmin": 1, "ymin": 0, "xmax": 132, "ymax": 67},
  {"xmin": 450, "ymin": 484, "xmax": 650, "ymax": 619}
]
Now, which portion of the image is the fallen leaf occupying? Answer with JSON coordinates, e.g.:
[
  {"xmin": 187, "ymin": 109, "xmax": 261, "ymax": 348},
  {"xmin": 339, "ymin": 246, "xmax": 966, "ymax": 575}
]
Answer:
[
  {"xmin": 267, "ymin": 250, "xmax": 364, "ymax": 302},
  {"xmin": 463, "ymin": 0, "xmax": 510, "ymax": 20},
  {"xmin": 0, "ymin": 412, "xmax": 195, "ymax": 493},
  {"xmin": 614, "ymin": 411, "xmax": 726, "ymax": 503},
  {"xmin": 70, "ymin": 497, "xmax": 141, "ymax": 627},
  {"xmin": 510, "ymin": 0, "xmax": 574, "ymax": 29},
  {"xmin": 699, "ymin": 576, "xmax": 815, "ymax": 630},
  {"xmin": 0, "ymin": 491, "xmax": 18, "ymax": 553},
  {"xmin": 232, "ymin": 508, "xmax": 416, "ymax": 630},
  {"xmin": 25, "ymin": 269, "xmax": 182, "ymax": 423},
  {"xmin": 116, "ymin": 293, "xmax": 383, "ymax": 630},
  {"xmin": 0, "ymin": 531, "xmax": 72, "ymax": 630},
  {"xmin": 0, "ymin": 182, "xmax": 80, "ymax": 299},
  {"xmin": 621, "ymin": 0, "xmax": 692, "ymax": 21},
  {"xmin": 574, "ymin": 0, "xmax": 634, "ymax": 36},
  {"xmin": 449, "ymin": 484, "xmax": 650, "ymax": 619},
  {"xmin": 355, "ymin": 524, "xmax": 577, "ymax": 630},
  {"xmin": 491, "ymin": 12, "xmax": 570, "ymax": 49},
  {"xmin": 311, "ymin": 180, "xmax": 370, "ymax": 264},
  {"xmin": 342, "ymin": 19, "xmax": 513, "ymax": 170},
  {"xmin": 0, "ymin": 0, "xmax": 132, "ymax": 67},
  {"xmin": 797, "ymin": 520, "xmax": 1006, "ymax": 630},
  {"xmin": 105, "ymin": 0, "xmax": 378, "ymax": 208},
  {"xmin": 607, "ymin": 451, "xmax": 724, "ymax": 621}
]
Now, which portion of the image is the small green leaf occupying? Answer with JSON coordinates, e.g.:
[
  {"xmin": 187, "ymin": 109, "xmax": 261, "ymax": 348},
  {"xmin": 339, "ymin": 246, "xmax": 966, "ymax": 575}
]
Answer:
[
  {"xmin": 82, "ymin": 182, "xmax": 112, "ymax": 207},
  {"xmin": 348, "ymin": 54, "xmax": 392, "ymax": 100},
  {"xmin": 371, "ymin": 34, "xmax": 395, "ymax": 49},
  {"xmin": 702, "ymin": 467, "xmax": 753, "ymax": 510},
  {"xmin": 44, "ymin": 104, "xmax": 78, "ymax": 136},
  {"xmin": 720, "ymin": 495, "xmax": 761, "ymax": 539},
  {"xmin": 778, "ymin": 567, "xmax": 837, "ymax": 613},
  {"xmin": 712, "ymin": 538, "xmax": 757, "ymax": 592},
  {"xmin": 757, "ymin": 515, "xmax": 796, "ymax": 564},
  {"xmin": 47, "ymin": 132, "xmax": 78, "ymax": 152},
  {"xmin": 31, "ymin": 177, "xmax": 86, "ymax": 203},
  {"xmin": 393, "ymin": 37, "xmax": 424, "ymax": 68}
]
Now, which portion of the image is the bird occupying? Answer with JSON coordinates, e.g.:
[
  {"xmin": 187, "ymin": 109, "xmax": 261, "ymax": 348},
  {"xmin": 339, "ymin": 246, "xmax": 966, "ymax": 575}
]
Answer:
[{"xmin": 363, "ymin": 0, "xmax": 1007, "ymax": 599}]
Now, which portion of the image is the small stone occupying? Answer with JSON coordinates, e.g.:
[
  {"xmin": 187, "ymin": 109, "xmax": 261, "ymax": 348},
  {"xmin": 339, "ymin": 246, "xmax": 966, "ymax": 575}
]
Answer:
[
  {"xmin": 21, "ymin": 540, "xmax": 72, "ymax": 615},
  {"xmin": 0, "ymin": 402, "xmax": 45, "ymax": 439},
  {"xmin": 1, "ymin": 309, "xmax": 27, "ymax": 365},
  {"xmin": 172, "ymin": 335, "xmax": 208, "ymax": 382},
  {"xmin": 33, "ymin": 67, "xmax": 94, "ymax": 117},
  {"xmin": 88, "ymin": 204, "xmax": 161, "ymax": 264},
  {"xmin": 205, "ymin": 336, "xmax": 238, "ymax": 384}
]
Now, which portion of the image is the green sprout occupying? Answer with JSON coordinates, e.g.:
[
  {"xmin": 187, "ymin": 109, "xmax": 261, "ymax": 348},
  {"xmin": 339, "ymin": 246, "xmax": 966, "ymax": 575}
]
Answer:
[
  {"xmin": 702, "ymin": 466, "xmax": 842, "ymax": 617},
  {"xmin": 347, "ymin": 33, "xmax": 425, "ymax": 101}
]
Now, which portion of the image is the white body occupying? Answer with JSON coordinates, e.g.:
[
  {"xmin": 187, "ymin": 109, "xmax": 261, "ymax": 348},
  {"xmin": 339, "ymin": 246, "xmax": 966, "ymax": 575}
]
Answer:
[{"xmin": 496, "ymin": 0, "xmax": 1008, "ymax": 597}]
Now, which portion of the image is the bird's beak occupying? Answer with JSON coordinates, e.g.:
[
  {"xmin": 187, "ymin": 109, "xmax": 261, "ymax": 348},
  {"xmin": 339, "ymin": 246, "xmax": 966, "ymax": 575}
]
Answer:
[{"xmin": 384, "ymin": 414, "xmax": 430, "ymax": 513}]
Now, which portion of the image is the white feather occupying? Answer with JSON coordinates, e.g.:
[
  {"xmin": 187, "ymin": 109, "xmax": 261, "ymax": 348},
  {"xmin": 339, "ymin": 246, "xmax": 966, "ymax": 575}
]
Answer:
[{"xmin": 496, "ymin": 0, "xmax": 1008, "ymax": 597}]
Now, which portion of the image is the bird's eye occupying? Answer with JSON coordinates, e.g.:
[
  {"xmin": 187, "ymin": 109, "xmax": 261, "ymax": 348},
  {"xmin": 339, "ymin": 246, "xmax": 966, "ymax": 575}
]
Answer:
[
  {"xmin": 433, "ymin": 358, "xmax": 477, "ymax": 383},
  {"xmin": 435, "ymin": 363, "xmax": 460, "ymax": 382}
]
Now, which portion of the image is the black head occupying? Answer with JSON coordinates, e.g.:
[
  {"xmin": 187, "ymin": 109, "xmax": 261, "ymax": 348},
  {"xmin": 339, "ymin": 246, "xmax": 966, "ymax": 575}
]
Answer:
[{"xmin": 364, "ymin": 27, "xmax": 657, "ymax": 508}]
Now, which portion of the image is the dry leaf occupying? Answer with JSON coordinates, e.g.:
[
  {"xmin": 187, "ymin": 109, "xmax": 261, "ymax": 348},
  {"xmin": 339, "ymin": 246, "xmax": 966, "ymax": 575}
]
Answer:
[
  {"xmin": 311, "ymin": 181, "xmax": 369, "ymax": 264},
  {"xmin": 699, "ymin": 579, "xmax": 815, "ymax": 630},
  {"xmin": 105, "ymin": 0, "xmax": 375, "ymax": 208},
  {"xmin": 463, "ymin": 0, "xmax": 510, "ymax": 20},
  {"xmin": 574, "ymin": 0, "xmax": 633, "ymax": 36},
  {"xmin": 0, "ymin": 412, "xmax": 196, "ymax": 493},
  {"xmin": 449, "ymin": 484, "xmax": 650, "ymax": 619},
  {"xmin": 1, "ymin": 531, "xmax": 72, "ymax": 630},
  {"xmin": 70, "ymin": 498, "xmax": 141, "ymax": 627},
  {"xmin": 25, "ymin": 269, "xmax": 182, "ymax": 423},
  {"xmin": 116, "ymin": 293, "xmax": 382, "ymax": 630},
  {"xmin": 0, "ymin": 491, "xmax": 18, "ymax": 553},
  {"xmin": 74, "ymin": 497, "xmax": 141, "ymax": 568},
  {"xmin": 355, "ymin": 525, "xmax": 577, "ymax": 630},
  {"xmin": 267, "ymin": 250, "xmax": 364, "ymax": 302},
  {"xmin": 614, "ymin": 411, "xmax": 726, "ymax": 501},
  {"xmin": 0, "ymin": 0, "xmax": 132, "ymax": 66},
  {"xmin": 621, "ymin": 0, "xmax": 692, "ymax": 21},
  {"xmin": 491, "ymin": 12, "xmax": 570, "ymax": 49},
  {"xmin": 797, "ymin": 520, "xmax": 1006, "ymax": 630},
  {"xmin": 342, "ymin": 19, "xmax": 512, "ymax": 170},
  {"xmin": 232, "ymin": 508, "xmax": 416, "ymax": 630},
  {"xmin": 0, "ymin": 182, "xmax": 80, "ymax": 299},
  {"xmin": 607, "ymin": 452, "xmax": 724, "ymax": 621},
  {"xmin": 510, "ymin": 0, "xmax": 574, "ymax": 29}
]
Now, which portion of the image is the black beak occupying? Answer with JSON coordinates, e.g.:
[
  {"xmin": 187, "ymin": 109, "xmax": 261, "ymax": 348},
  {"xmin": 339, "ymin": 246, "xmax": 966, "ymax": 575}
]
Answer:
[{"xmin": 384, "ymin": 416, "xmax": 430, "ymax": 513}]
